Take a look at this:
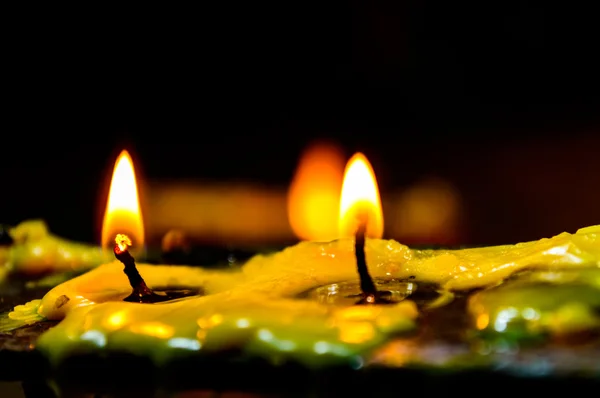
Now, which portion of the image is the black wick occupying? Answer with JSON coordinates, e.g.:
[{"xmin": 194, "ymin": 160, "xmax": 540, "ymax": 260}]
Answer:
[
  {"xmin": 354, "ymin": 220, "xmax": 392, "ymax": 305},
  {"xmin": 113, "ymin": 234, "xmax": 163, "ymax": 303}
]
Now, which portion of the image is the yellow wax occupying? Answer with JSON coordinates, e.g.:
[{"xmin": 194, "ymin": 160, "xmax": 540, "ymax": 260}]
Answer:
[
  {"xmin": 0, "ymin": 220, "xmax": 112, "ymax": 281},
  {"xmin": 6, "ymin": 224, "xmax": 599, "ymax": 368}
]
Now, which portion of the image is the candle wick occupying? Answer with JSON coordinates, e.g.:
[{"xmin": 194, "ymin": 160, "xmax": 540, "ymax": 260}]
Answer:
[
  {"xmin": 353, "ymin": 216, "xmax": 393, "ymax": 305},
  {"xmin": 354, "ymin": 221, "xmax": 377, "ymax": 297},
  {"xmin": 114, "ymin": 243, "xmax": 158, "ymax": 303}
]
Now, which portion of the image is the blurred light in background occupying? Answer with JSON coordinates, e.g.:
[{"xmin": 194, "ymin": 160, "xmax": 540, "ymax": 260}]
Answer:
[
  {"xmin": 144, "ymin": 143, "xmax": 469, "ymax": 247},
  {"xmin": 145, "ymin": 183, "xmax": 294, "ymax": 246},
  {"xmin": 386, "ymin": 177, "xmax": 464, "ymax": 245},
  {"xmin": 287, "ymin": 141, "xmax": 345, "ymax": 241}
]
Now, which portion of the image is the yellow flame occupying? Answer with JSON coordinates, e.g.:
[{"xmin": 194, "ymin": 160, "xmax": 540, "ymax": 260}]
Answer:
[
  {"xmin": 115, "ymin": 233, "xmax": 132, "ymax": 252},
  {"xmin": 338, "ymin": 153, "xmax": 384, "ymax": 238},
  {"xmin": 287, "ymin": 142, "xmax": 345, "ymax": 241},
  {"xmin": 101, "ymin": 150, "xmax": 145, "ymax": 250}
]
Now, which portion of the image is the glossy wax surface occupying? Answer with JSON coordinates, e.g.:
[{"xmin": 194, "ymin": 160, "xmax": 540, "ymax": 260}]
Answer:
[
  {"xmin": 0, "ymin": 220, "xmax": 112, "ymax": 280},
  {"xmin": 29, "ymin": 225, "xmax": 600, "ymax": 368}
]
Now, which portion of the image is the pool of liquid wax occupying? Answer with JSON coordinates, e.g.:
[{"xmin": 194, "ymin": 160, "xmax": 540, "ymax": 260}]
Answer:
[
  {"xmin": 300, "ymin": 278, "xmax": 446, "ymax": 307},
  {"xmin": 124, "ymin": 286, "xmax": 203, "ymax": 304}
]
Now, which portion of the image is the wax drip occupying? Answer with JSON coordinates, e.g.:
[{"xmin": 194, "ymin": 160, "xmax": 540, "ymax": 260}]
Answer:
[
  {"xmin": 114, "ymin": 234, "xmax": 170, "ymax": 303},
  {"xmin": 354, "ymin": 220, "xmax": 392, "ymax": 305}
]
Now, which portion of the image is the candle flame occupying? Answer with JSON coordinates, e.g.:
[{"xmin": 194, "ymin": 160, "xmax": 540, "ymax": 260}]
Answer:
[
  {"xmin": 287, "ymin": 142, "xmax": 345, "ymax": 241},
  {"xmin": 101, "ymin": 150, "xmax": 145, "ymax": 250},
  {"xmin": 338, "ymin": 153, "xmax": 384, "ymax": 239},
  {"xmin": 114, "ymin": 233, "xmax": 132, "ymax": 254}
]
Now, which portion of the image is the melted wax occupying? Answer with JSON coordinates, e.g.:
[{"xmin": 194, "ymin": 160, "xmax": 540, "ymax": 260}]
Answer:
[{"xmin": 12, "ymin": 224, "xmax": 600, "ymax": 368}]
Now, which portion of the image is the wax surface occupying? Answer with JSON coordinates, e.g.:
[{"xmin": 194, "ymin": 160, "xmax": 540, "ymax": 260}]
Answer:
[
  {"xmin": 468, "ymin": 268, "xmax": 600, "ymax": 339},
  {"xmin": 12, "ymin": 225, "xmax": 600, "ymax": 368},
  {"xmin": 0, "ymin": 220, "xmax": 112, "ymax": 281}
]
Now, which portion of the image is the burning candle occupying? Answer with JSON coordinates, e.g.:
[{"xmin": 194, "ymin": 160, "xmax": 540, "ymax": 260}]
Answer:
[
  {"xmin": 101, "ymin": 149, "xmax": 266, "ymax": 267},
  {"xmin": 101, "ymin": 151, "xmax": 201, "ymax": 302},
  {"xmin": 0, "ymin": 149, "xmax": 148, "ymax": 284},
  {"xmin": 3, "ymin": 145, "xmax": 600, "ymax": 379},
  {"xmin": 100, "ymin": 150, "xmax": 154, "ymax": 297},
  {"xmin": 337, "ymin": 153, "xmax": 390, "ymax": 304}
]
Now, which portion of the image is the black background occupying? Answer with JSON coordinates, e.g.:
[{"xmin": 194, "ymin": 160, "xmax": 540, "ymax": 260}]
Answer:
[{"xmin": 2, "ymin": 2, "xmax": 599, "ymax": 245}]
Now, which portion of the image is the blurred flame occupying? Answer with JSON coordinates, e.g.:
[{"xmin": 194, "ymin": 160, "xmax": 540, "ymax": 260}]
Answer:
[
  {"xmin": 101, "ymin": 150, "xmax": 145, "ymax": 250},
  {"xmin": 338, "ymin": 153, "xmax": 384, "ymax": 238},
  {"xmin": 287, "ymin": 142, "xmax": 345, "ymax": 241},
  {"xmin": 389, "ymin": 177, "xmax": 462, "ymax": 245}
]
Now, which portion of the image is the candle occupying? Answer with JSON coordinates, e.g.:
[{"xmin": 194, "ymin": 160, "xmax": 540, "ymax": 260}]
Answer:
[
  {"xmin": 0, "ymin": 144, "xmax": 463, "ymax": 286},
  {"xmin": 0, "ymin": 147, "xmax": 270, "ymax": 288},
  {"xmin": 25, "ymin": 155, "xmax": 434, "ymax": 367},
  {"xmin": 2, "ymin": 150, "xmax": 593, "ymax": 372},
  {"xmin": 105, "ymin": 149, "xmax": 280, "ymax": 266},
  {"xmin": 337, "ymin": 152, "xmax": 389, "ymax": 304},
  {"xmin": 5, "ymin": 223, "xmax": 589, "ymax": 369},
  {"xmin": 2, "ymin": 149, "xmax": 600, "ymax": 378},
  {"xmin": 0, "ymin": 149, "xmax": 145, "ymax": 285}
]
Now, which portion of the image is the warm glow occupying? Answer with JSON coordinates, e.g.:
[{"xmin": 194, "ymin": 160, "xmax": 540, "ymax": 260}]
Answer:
[
  {"xmin": 106, "ymin": 311, "xmax": 126, "ymax": 328},
  {"xmin": 476, "ymin": 313, "xmax": 489, "ymax": 330},
  {"xmin": 338, "ymin": 321, "xmax": 376, "ymax": 344},
  {"xmin": 114, "ymin": 233, "xmax": 132, "ymax": 254},
  {"xmin": 338, "ymin": 153, "xmax": 384, "ymax": 238},
  {"xmin": 388, "ymin": 177, "xmax": 463, "ymax": 245},
  {"xmin": 101, "ymin": 150, "xmax": 145, "ymax": 250},
  {"xmin": 287, "ymin": 142, "xmax": 345, "ymax": 241},
  {"xmin": 130, "ymin": 322, "xmax": 174, "ymax": 339}
]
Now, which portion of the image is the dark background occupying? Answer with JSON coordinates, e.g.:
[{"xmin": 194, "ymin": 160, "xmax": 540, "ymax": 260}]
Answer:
[{"xmin": 2, "ymin": 3, "xmax": 599, "ymax": 245}]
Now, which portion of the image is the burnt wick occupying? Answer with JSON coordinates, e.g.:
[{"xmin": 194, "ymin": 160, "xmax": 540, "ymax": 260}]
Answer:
[
  {"xmin": 114, "ymin": 234, "xmax": 163, "ymax": 303},
  {"xmin": 354, "ymin": 222, "xmax": 392, "ymax": 305}
]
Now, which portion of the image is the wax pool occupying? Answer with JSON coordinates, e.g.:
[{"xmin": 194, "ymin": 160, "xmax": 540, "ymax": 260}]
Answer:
[{"xmin": 11, "ymin": 225, "xmax": 600, "ymax": 369}]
